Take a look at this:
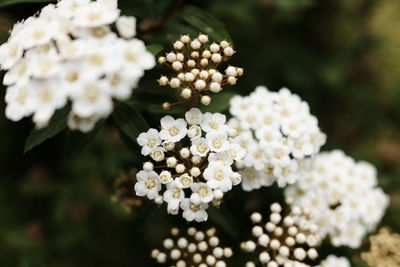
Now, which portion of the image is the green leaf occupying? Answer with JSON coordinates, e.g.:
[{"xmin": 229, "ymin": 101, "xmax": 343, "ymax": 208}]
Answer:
[
  {"xmin": 178, "ymin": 5, "xmax": 232, "ymax": 42},
  {"xmin": 207, "ymin": 207, "xmax": 239, "ymax": 239},
  {"xmin": 24, "ymin": 104, "xmax": 70, "ymax": 153},
  {"xmin": 146, "ymin": 44, "xmax": 164, "ymax": 56},
  {"xmin": 112, "ymin": 102, "xmax": 149, "ymax": 142},
  {"xmin": 64, "ymin": 120, "xmax": 105, "ymax": 158},
  {"xmin": 201, "ymin": 92, "xmax": 236, "ymax": 113},
  {"xmin": 0, "ymin": 0, "xmax": 53, "ymax": 7}
]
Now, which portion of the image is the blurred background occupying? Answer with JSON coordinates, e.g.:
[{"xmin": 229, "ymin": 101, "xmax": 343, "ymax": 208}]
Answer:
[{"xmin": 0, "ymin": 0, "xmax": 400, "ymax": 266}]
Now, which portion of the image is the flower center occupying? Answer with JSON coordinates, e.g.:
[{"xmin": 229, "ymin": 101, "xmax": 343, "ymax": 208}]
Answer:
[
  {"xmin": 274, "ymin": 149, "xmax": 283, "ymax": 159},
  {"xmin": 85, "ymin": 87, "xmax": 100, "ymax": 102},
  {"xmin": 40, "ymin": 88, "xmax": 53, "ymax": 103},
  {"xmin": 87, "ymin": 12, "xmax": 101, "ymax": 22},
  {"xmin": 124, "ymin": 51, "xmax": 136, "ymax": 62},
  {"xmin": 66, "ymin": 71, "xmax": 79, "ymax": 82},
  {"xmin": 212, "ymin": 139, "xmax": 222, "ymax": 149},
  {"xmin": 209, "ymin": 122, "xmax": 218, "ymax": 130},
  {"xmin": 214, "ymin": 170, "xmax": 224, "ymax": 181},
  {"xmin": 110, "ymin": 74, "xmax": 121, "ymax": 86},
  {"xmin": 32, "ymin": 30, "xmax": 45, "ymax": 41},
  {"xmin": 199, "ymin": 186, "xmax": 208, "ymax": 197},
  {"xmin": 159, "ymin": 174, "xmax": 170, "ymax": 183},
  {"xmin": 172, "ymin": 188, "xmax": 181, "ymax": 199},
  {"xmin": 145, "ymin": 178, "xmax": 155, "ymax": 189},
  {"xmin": 197, "ymin": 143, "xmax": 207, "ymax": 154},
  {"xmin": 168, "ymin": 127, "xmax": 179, "ymax": 137},
  {"xmin": 16, "ymin": 90, "xmax": 28, "ymax": 104},
  {"xmin": 147, "ymin": 139, "xmax": 156, "ymax": 148},
  {"xmin": 91, "ymin": 27, "xmax": 107, "ymax": 38},
  {"xmin": 190, "ymin": 204, "xmax": 201, "ymax": 212},
  {"xmin": 88, "ymin": 54, "xmax": 104, "ymax": 66}
]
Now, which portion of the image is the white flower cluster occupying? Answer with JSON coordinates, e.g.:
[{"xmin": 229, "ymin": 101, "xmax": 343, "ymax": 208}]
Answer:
[
  {"xmin": 241, "ymin": 202, "xmax": 321, "ymax": 267},
  {"xmin": 151, "ymin": 227, "xmax": 233, "ymax": 267},
  {"xmin": 315, "ymin": 255, "xmax": 350, "ymax": 267},
  {"xmin": 158, "ymin": 33, "xmax": 243, "ymax": 109},
  {"xmin": 134, "ymin": 108, "xmax": 245, "ymax": 222},
  {"xmin": 0, "ymin": 0, "xmax": 155, "ymax": 131},
  {"xmin": 229, "ymin": 86, "xmax": 326, "ymax": 189},
  {"xmin": 285, "ymin": 150, "xmax": 389, "ymax": 248}
]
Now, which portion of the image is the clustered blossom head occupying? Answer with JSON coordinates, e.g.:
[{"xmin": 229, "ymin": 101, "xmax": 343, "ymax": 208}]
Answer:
[
  {"xmin": 151, "ymin": 227, "xmax": 233, "ymax": 267},
  {"xmin": 157, "ymin": 33, "xmax": 243, "ymax": 109},
  {"xmin": 241, "ymin": 202, "xmax": 321, "ymax": 267},
  {"xmin": 134, "ymin": 108, "xmax": 245, "ymax": 222},
  {"xmin": 361, "ymin": 228, "xmax": 400, "ymax": 267},
  {"xmin": 0, "ymin": 0, "xmax": 155, "ymax": 131},
  {"xmin": 316, "ymin": 255, "xmax": 350, "ymax": 267},
  {"xmin": 285, "ymin": 150, "xmax": 389, "ymax": 248},
  {"xmin": 229, "ymin": 86, "xmax": 326, "ymax": 190}
]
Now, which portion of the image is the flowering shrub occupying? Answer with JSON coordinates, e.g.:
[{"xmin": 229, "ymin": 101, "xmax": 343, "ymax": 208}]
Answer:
[{"xmin": 0, "ymin": 0, "xmax": 155, "ymax": 131}]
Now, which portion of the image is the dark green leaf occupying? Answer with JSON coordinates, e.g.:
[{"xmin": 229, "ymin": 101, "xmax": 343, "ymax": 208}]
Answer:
[
  {"xmin": 0, "ymin": 0, "xmax": 53, "ymax": 7},
  {"xmin": 146, "ymin": 44, "xmax": 164, "ymax": 56},
  {"xmin": 112, "ymin": 102, "xmax": 149, "ymax": 142},
  {"xmin": 64, "ymin": 120, "xmax": 105, "ymax": 158},
  {"xmin": 207, "ymin": 206, "xmax": 239, "ymax": 239},
  {"xmin": 24, "ymin": 104, "xmax": 70, "ymax": 153},
  {"xmin": 178, "ymin": 5, "xmax": 232, "ymax": 42}
]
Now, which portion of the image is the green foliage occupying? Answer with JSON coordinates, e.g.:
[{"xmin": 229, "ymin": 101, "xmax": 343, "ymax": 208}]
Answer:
[
  {"xmin": 24, "ymin": 104, "xmax": 70, "ymax": 153},
  {"xmin": 0, "ymin": 0, "xmax": 53, "ymax": 7}
]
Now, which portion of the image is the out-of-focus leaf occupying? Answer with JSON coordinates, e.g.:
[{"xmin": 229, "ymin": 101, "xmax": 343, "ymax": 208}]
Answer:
[
  {"xmin": 0, "ymin": 0, "xmax": 53, "ymax": 7},
  {"xmin": 146, "ymin": 44, "xmax": 164, "ymax": 56},
  {"xmin": 65, "ymin": 120, "xmax": 105, "ymax": 158},
  {"xmin": 112, "ymin": 102, "xmax": 149, "ymax": 142},
  {"xmin": 178, "ymin": 5, "xmax": 232, "ymax": 42},
  {"xmin": 201, "ymin": 92, "xmax": 236, "ymax": 113},
  {"xmin": 24, "ymin": 104, "xmax": 70, "ymax": 153},
  {"xmin": 207, "ymin": 207, "xmax": 239, "ymax": 239}
]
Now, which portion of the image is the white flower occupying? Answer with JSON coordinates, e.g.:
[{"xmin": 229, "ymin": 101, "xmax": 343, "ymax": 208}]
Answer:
[
  {"xmin": 137, "ymin": 128, "xmax": 162, "ymax": 156},
  {"xmin": 180, "ymin": 199, "xmax": 208, "ymax": 222},
  {"xmin": 188, "ymin": 125, "xmax": 202, "ymax": 140},
  {"xmin": 163, "ymin": 181, "xmax": 185, "ymax": 214},
  {"xmin": 185, "ymin": 108, "xmax": 203, "ymax": 125},
  {"xmin": 190, "ymin": 137, "xmax": 210, "ymax": 157},
  {"xmin": 134, "ymin": 170, "xmax": 161, "ymax": 200},
  {"xmin": 285, "ymin": 150, "xmax": 389, "ymax": 248},
  {"xmin": 67, "ymin": 113, "xmax": 100, "ymax": 133},
  {"xmin": 227, "ymin": 143, "xmax": 246, "ymax": 161},
  {"xmin": 319, "ymin": 255, "xmax": 350, "ymax": 267},
  {"xmin": 206, "ymin": 131, "xmax": 229, "ymax": 152},
  {"xmin": 190, "ymin": 183, "xmax": 214, "ymax": 204},
  {"xmin": 176, "ymin": 173, "xmax": 193, "ymax": 189},
  {"xmin": 208, "ymin": 152, "xmax": 234, "ymax": 166},
  {"xmin": 203, "ymin": 162, "xmax": 233, "ymax": 192},
  {"xmin": 240, "ymin": 168, "xmax": 263, "ymax": 192},
  {"xmin": 72, "ymin": 1, "xmax": 120, "ymax": 27},
  {"xmin": 30, "ymin": 78, "xmax": 68, "ymax": 128},
  {"xmin": 200, "ymin": 112, "xmax": 227, "ymax": 133},
  {"xmin": 159, "ymin": 115, "xmax": 188, "ymax": 142},
  {"xmin": 0, "ymin": 0, "xmax": 154, "ymax": 131},
  {"xmin": 4, "ymin": 84, "xmax": 35, "ymax": 121},
  {"xmin": 116, "ymin": 16, "xmax": 136, "ymax": 38},
  {"xmin": 69, "ymin": 80, "xmax": 113, "ymax": 118},
  {"xmin": 229, "ymin": 86, "xmax": 325, "ymax": 189},
  {"xmin": 150, "ymin": 147, "xmax": 166, "ymax": 162}
]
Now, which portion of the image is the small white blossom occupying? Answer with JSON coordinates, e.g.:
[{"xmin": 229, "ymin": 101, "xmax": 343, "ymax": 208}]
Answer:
[{"xmin": 134, "ymin": 170, "xmax": 161, "ymax": 200}]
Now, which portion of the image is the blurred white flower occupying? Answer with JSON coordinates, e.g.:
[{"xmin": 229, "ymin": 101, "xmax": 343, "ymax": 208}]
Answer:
[
  {"xmin": 229, "ymin": 86, "xmax": 326, "ymax": 189},
  {"xmin": 0, "ymin": 0, "xmax": 155, "ymax": 131},
  {"xmin": 285, "ymin": 150, "xmax": 389, "ymax": 248}
]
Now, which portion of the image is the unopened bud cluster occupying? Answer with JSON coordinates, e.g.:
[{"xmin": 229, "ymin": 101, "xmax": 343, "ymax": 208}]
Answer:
[
  {"xmin": 158, "ymin": 33, "xmax": 243, "ymax": 109},
  {"xmin": 151, "ymin": 227, "xmax": 233, "ymax": 267},
  {"xmin": 135, "ymin": 108, "xmax": 245, "ymax": 222},
  {"xmin": 241, "ymin": 202, "xmax": 321, "ymax": 267}
]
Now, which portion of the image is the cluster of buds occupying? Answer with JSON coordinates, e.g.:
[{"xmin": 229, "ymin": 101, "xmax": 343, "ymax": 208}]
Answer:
[
  {"xmin": 157, "ymin": 33, "xmax": 243, "ymax": 109},
  {"xmin": 111, "ymin": 169, "xmax": 142, "ymax": 213},
  {"xmin": 361, "ymin": 228, "xmax": 400, "ymax": 267},
  {"xmin": 151, "ymin": 227, "xmax": 233, "ymax": 267},
  {"xmin": 134, "ymin": 108, "xmax": 245, "ymax": 222},
  {"xmin": 241, "ymin": 202, "xmax": 321, "ymax": 267}
]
